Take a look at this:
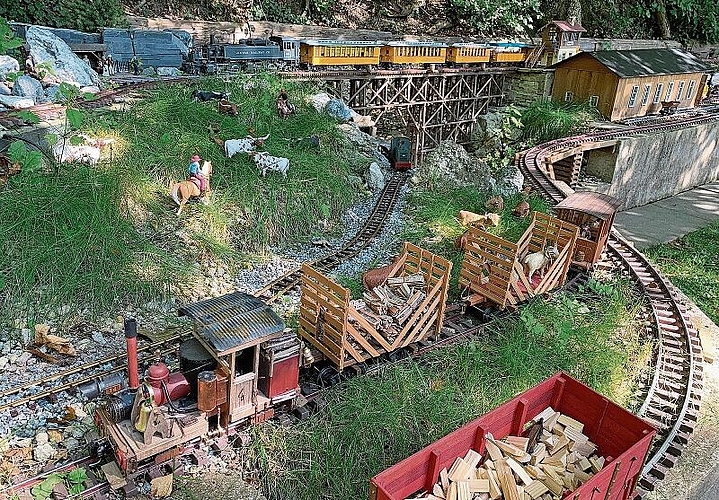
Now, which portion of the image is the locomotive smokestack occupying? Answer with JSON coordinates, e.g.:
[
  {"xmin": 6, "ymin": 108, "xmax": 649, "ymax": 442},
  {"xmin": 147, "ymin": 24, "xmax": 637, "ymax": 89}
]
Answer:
[{"xmin": 124, "ymin": 318, "xmax": 140, "ymax": 390}]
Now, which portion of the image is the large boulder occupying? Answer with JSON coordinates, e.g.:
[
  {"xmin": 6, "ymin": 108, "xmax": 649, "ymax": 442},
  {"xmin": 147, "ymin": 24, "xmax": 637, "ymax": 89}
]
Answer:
[
  {"xmin": 420, "ymin": 141, "xmax": 495, "ymax": 193},
  {"xmin": 366, "ymin": 162, "xmax": 385, "ymax": 191},
  {"xmin": 0, "ymin": 56, "xmax": 19, "ymax": 81},
  {"xmin": 0, "ymin": 95, "xmax": 35, "ymax": 109},
  {"xmin": 494, "ymin": 165, "xmax": 524, "ymax": 196},
  {"xmin": 325, "ymin": 99, "xmax": 353, "ymax": 121},
  {"xmin": 337, "ymin": 123, "xmax": 390, "ymax": 169},
  {"xmin": 26, "ymin": 27, "xmax": 101, "ymax": 87},
  {"xmin": 0, "ymin": 82, "xmax": 11, "ymax": 96},
  {"xmin": 157, "ymin": 67, "xmax": 181, "ymax": 77},
  {"xmin": 12, "ymin": 75, "xmax": 44, "ymax": 102}
]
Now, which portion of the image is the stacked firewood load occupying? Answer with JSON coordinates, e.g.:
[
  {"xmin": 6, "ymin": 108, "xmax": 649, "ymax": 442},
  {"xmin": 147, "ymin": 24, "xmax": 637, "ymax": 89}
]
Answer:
[
  {"xmin": 350, "ymin": 274, "xmax": 427, "ymax": 343},
  {"xmin": 410, "ymin": 407, "xmax": 606, "ymax": 500}
]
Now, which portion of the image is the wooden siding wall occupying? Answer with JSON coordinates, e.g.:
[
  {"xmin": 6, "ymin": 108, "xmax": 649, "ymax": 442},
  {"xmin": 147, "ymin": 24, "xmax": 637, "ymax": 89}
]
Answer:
[
  {"xmin": 552, "ymin": 54, "xmax": 707, "ymax": 120},
  {"xmin": 551, "ymin": 61, "xmax": 619, "ymax": 118},
  {"xmin": 611, "ymin": 72, "xmax": 705, "ymax": 120}
]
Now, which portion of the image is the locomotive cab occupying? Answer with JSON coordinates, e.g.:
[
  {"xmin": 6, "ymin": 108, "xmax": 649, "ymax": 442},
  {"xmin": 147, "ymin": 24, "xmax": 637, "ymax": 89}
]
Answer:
[
  {"xmin": 95, "ymin": 292, "xmax": 300, "ymax": 479},
  {"xmin": 389, "ymin": 136, "xmax": 412, "ymax": 171}
]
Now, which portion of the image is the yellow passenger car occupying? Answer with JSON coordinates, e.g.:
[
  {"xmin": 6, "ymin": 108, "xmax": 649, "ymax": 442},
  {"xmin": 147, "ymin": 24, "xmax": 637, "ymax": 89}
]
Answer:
[
  {"xmin": 379, "ymin": 41, "xmax": 448, "ymax": 66},
  {"xmin": 299, "ymin": 40, "xmax": 382, "ymax": 67},
  {"xmin": 489, "ymin": 42, "xmax": 532, "ymax": 64},
  {"xmin": 446, "ymin": 43, "xmax": 491, "ymax": 65}
]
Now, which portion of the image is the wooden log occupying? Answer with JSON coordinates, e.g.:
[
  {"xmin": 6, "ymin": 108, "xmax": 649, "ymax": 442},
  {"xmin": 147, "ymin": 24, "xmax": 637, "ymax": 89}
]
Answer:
[
  {"xmin": 495, "ymin": 459, "xmax": 521, "ymax": 500},
  {"xmin": 507, "ymin": 457, "xmax": 534, "ymax": 485}
]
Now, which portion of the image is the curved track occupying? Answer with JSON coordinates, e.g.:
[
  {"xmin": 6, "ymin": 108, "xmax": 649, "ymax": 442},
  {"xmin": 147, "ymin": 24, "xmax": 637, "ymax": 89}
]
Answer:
[
  {"xmin": 517, "ymin": 110, "xmax": 717, "ymax": 495},
  {"xmin": 254, "ymin": 171, "xmax": 407, "ymax": 301}
]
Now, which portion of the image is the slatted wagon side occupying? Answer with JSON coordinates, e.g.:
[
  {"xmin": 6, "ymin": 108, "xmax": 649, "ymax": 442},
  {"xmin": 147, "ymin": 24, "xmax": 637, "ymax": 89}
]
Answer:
[
  {"xmin": 459, "ymin": 212, "xmax": 579, "ymax": 309},
  {"xmin": 299, "ymin": 242, "xmax": 452, "ymax": 371}
]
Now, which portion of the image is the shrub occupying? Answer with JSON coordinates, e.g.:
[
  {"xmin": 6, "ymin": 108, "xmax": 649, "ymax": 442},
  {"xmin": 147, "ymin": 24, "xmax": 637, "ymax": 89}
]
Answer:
[
  {"xmin": 520, "ymin": 100, "xmax": 600, "ymax": 144},
  {"xmin": 0, "ymin": 0, "xmax": 126, "ymax": 33}
]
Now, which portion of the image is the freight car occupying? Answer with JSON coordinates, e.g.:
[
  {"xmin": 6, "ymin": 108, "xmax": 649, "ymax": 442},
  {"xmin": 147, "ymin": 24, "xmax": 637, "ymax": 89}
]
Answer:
[{"xmin": 370, "ymin": 372, "xmax": 656, "ymax": 500}]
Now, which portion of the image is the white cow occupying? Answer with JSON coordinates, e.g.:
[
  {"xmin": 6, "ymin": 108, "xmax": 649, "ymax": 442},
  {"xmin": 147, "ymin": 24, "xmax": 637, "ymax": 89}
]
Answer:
[
  {"xmin": 224, "ymin": 134, "xmax": 270, "ymax": 158},
  {"xmin": 251, "ymin": 152, "xmax": 290, "ymax": 178},
  {"xmin": 52, "ymin": 142, "xmax": 101, "ymax": 165}
]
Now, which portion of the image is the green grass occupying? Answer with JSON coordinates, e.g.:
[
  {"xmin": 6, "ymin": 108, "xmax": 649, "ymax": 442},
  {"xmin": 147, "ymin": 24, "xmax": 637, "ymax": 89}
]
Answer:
[
  {"xmin": 520, "ymin": 100, "xmax": 601, "ymax": 144},
  {"xmin": 0, "ymin": 73, "xmax": 366, "ymax": 323},
  {"xmin": 644, "ymin": 220, "xmax": 719, "ymax": 324},
  {"xmin": 0, "ymin": 164, "xmax": 185, "ymax": 318},
  {"xmin": 247, "ymin": 276, "xmax": 652, "ymax": 500}
]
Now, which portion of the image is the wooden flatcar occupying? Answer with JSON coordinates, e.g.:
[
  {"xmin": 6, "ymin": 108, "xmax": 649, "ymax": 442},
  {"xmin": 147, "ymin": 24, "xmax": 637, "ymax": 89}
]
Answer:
[
  {"xmin": 554, "ymin": 192, "xmax": 622, "ymax": 268},
  {"xmin": 299, "ymin": 39, "xmax": 382, "ymax": 67},
  {"xmin": 446, "ymin": 43, "xmax": 491, "ymax": 65},
  {"xmin": 370, "ymin": 372, "xmax": 656, "ymax": 500},
  {"xmin": 380, "ymin": 41, "xmax": 448, "ymax": 66}
]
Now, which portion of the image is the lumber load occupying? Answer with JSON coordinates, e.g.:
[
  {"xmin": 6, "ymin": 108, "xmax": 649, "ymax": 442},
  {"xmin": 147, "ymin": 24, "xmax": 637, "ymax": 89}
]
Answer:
[
  {"xmin": 408, "ymin": 408, "xmax": 606, "ymax": 500},
  {"xmin": 299, "ymin": 242, "xmax": 452, "ymax": 370}
]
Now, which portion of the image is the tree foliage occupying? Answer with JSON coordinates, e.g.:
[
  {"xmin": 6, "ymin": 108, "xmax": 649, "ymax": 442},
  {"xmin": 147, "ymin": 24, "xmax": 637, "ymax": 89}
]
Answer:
[
  {"xmin": 0, "ymin": 16, "xmax": 22, "ymax": 54},
  {"xmin": 0, "ymin": 0, "xmax": 125, "ymax": 33},
  {"xmin": 450, "ymin": 0, "xmax": 540, "ymax": 35}
]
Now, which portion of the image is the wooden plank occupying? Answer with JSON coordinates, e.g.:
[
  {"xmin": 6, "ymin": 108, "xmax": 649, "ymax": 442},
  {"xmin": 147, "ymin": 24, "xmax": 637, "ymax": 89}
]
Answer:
[
  {"xmin": 495, "ymin": 459, "xmax": 521, "ymax": 500},
  {"xmin": 507, "ymin": 457, "xmax": 534, "ymax": 485}
]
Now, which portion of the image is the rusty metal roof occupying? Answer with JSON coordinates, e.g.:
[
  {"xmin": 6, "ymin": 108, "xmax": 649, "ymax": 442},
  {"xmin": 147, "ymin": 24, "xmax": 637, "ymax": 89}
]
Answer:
[
  {"xmin": 555, "ymin": 192, "xmax": 623, "ymax": 220},
  {"xmin": 549, "ymin": 20, "xmax": 586, "ymax": 33},
  {"xmin": 178, "ymin": 292, "xmax": 285, "ymax": 353}
]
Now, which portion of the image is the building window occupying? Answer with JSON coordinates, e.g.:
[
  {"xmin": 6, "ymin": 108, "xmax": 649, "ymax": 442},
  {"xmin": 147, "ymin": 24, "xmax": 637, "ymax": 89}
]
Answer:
[
  {"xmin": 589, "ymin": 95, "xmax": 599, "ymax": 107},
  {"xmin": 628, "ymin": 85, "xmax": 639, "ymax": 107},
  {"xmin": 665, "ymin": 81, "xmax": 674, "ymax": 101},
  {"xmin": 687, "ymin": 80, "xmax": 696, "ymax": 100},
  {"xmin": 653, "ymin": 83, "xmax": 664, "ymax": 103},
  {"xmin": 641, "ymin": 84, "xmax": 651, "ymax": 106},
  {"xmin": 564, "ymin": 91, "xmax": 573, "ymax": 102},
  {"xmin": 676, "ymin": 80, "xmax": 686, "ymax": 100}
]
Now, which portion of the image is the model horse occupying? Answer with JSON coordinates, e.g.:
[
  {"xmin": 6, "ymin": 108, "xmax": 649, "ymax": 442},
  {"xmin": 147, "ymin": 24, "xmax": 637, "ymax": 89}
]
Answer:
[{"xmin": 169, "ymin": 160, "xmax": 213, "ymax": 215}]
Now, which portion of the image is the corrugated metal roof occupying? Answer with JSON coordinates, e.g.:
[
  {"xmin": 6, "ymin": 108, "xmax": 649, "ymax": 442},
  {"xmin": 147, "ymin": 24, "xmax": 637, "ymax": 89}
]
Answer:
[
  {"xmin": 178, "ymin": 292, "xmax": 285, "ymax": 353},
  {"xmin": 555, "ymin": 192, "xmax": 622, "ymax": 219},
  {"xmin": 550, "ymin": 20, "xmax": 586, "ymax": 33},
  {"xmin": 554, "ymin": 49, "xmax": 712, "ymax": 77}
]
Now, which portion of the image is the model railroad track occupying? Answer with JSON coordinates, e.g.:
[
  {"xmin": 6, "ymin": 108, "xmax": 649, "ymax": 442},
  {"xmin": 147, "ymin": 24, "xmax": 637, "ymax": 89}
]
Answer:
[
  {"xmin": 0, "ymin": 331, "xmax": 193, "ymax": 413},
  {"xmin": 517, "ymin": 111, "xmax": 717, "ymax": 496},
  {"xmin": 254, "ymin": 171, "xmax": 407, "ymax": 302}
]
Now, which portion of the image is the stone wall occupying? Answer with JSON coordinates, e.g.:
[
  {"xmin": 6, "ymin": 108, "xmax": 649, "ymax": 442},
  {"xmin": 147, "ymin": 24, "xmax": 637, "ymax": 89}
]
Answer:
[
  {"xmin": 603, "ymin": 120, "xmax": 719, "ymax": 208},
  {"xmin": 503, "ymin": 69, "xmax": 554, "ymax": 107}
]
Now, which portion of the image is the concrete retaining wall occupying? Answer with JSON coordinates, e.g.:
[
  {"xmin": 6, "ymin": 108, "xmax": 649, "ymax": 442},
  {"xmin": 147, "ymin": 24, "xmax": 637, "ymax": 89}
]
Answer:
[{"xmin": 604, "ymin": 120, "xmax": 719, "ymax": 208}]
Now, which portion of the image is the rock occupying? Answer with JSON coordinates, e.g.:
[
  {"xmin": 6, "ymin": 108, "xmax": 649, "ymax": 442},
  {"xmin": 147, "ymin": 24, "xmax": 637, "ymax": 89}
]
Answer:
[
  {"xmin": 11, "ymin": 75, "xmax": 44, "ymax": 102},
  {"xmin": 34, "ymin": 442, "xmax": 56, "ymax": 462},
  {"xmin": 494, "ymin": 165, "xmax": 524, "ymax": 196},
  {"xmin": 0, "ymin": 82, "xmax": 11, "ymax": 96},
  {"xmin": 35, "ymin": 431, "xmax": 49, "ymax": 445},
  {"xmin": 150, "ymin": 474, "xmax": 173, "ymax": 497},
  {"xmin": 47, "ymin": 429, "xmax": 63, "ymax": 443},
  {"xmin": 0, "ymin": 55, "xmax": 19, "ymax": 81},
  {"xmin": 366, "ymin": 162, "xmax": 385, "ymax": 191},
  {"xmin": 79, "ymin": 85, "xmax": 100, "ymax": 94},
  {"xmin": 420, "ymin": 141, "xmax": 495, "ymax": 192},
  {"xmin": 26, "ymin": 27, "xmax": 101, "ymax": 87},
  {"xmin": 63, "ymin": 437, "xmax": 80, "ymax": 450},
  {"xmin": 338, "ymin": 124, "xmax": 391, "ymax": 169},
  {"xmin": 0, "ymin": 357, "xmax": 8, "ymax": 369},
  {"xmin": 309, "ymin": 92, "xmax": 332, "ymax": 112},
  {"xmin": 0, "ymin": 94, "xmax": 35, "ymax": 109},
  {"xmin": 156, "ymin": 67, "xmax": 181, "ymax": 77},
  {"xmin": 17, "ymin": 351, "xmax": 32, "ymax": 366},
  {"xmin": 92, "ymin": 332, "xmax": 105, "ymax": 344},
  {"xmin": 141, "ymin": 66, "xmax": 157, "ymax": 76},
  {"xmin": 325, "ymin": 99, "xmax": 353, "ymax": 121},
  {"xmin": 45, "ymin": 84, "xmax": 62, "ymax": 102}
]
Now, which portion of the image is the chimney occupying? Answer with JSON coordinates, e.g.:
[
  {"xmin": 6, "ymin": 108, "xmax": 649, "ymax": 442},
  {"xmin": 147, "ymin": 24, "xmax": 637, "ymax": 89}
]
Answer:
[{"xmin": 125, "ymin": 318, "xmax": 140, "ymax": 390}]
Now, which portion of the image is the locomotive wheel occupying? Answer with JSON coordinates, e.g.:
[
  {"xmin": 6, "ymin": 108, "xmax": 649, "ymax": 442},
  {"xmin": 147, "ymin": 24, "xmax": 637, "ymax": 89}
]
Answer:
[{"xmin": 316, "ymin": 365, "xmax": 341, "ymax": 387}]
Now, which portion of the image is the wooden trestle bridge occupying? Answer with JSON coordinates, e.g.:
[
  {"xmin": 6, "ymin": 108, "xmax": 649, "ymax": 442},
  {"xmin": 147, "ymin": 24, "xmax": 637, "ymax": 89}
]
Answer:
[{"xmin": 291, "ymin": 68, "xmax": 512, "ymax": 162}]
